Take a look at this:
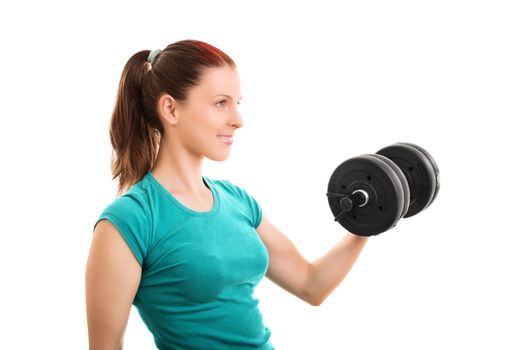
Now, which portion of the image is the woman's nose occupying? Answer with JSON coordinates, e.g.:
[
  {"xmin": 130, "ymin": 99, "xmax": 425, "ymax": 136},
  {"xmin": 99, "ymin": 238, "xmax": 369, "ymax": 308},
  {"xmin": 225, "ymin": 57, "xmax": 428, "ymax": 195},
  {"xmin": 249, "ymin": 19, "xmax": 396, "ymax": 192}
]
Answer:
[{"xmin": 230, "ymin": 109, "xmax": 243, "ymax": 129}]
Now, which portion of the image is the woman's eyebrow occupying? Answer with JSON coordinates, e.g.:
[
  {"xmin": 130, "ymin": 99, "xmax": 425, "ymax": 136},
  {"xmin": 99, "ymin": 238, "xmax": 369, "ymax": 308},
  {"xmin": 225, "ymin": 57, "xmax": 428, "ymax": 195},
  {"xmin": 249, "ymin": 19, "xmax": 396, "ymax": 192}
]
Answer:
[{"xmin": 214, "ymin": 94, "xmax": 243, "ymax": 101}]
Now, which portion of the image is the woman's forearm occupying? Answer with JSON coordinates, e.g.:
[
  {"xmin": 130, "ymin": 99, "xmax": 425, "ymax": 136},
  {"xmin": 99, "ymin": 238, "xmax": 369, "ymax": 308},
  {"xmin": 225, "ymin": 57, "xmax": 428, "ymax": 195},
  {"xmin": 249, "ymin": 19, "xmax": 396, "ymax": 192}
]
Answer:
[{"xmin": 303, "ymin": 233, "xmax": 368, "ymax": 305}]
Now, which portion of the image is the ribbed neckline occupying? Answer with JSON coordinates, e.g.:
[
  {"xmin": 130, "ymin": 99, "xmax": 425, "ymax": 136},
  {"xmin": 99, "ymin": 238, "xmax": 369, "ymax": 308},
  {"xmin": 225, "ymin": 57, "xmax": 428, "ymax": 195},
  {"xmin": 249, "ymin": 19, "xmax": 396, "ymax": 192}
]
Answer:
[{"xmin": 145, "ymin": 171, "xmax": 220, "ymax": 218}]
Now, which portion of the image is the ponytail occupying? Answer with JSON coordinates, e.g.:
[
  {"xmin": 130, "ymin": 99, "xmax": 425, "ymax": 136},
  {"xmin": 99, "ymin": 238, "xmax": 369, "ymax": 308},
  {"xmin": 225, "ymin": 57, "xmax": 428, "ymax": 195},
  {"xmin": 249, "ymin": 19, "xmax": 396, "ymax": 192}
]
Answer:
[{"xmin": 109, "ymin": 50, "xmax": 162, "ymax": 196}]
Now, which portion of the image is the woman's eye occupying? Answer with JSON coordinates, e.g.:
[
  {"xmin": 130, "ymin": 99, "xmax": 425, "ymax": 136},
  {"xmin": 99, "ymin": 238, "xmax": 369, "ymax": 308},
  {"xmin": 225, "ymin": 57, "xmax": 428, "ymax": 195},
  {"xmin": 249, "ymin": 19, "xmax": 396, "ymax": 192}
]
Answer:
[{"xmin": 215, "ymin": 100, "xmax": 226, "ymax": 108}]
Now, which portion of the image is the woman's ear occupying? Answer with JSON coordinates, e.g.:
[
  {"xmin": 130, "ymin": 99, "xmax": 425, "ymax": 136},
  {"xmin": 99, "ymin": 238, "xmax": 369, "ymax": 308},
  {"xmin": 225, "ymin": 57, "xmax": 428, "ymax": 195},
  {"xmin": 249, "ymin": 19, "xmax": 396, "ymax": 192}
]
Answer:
[{"xmin": 157, "ymin": 93, "xmax": 180, "ymax": 126}]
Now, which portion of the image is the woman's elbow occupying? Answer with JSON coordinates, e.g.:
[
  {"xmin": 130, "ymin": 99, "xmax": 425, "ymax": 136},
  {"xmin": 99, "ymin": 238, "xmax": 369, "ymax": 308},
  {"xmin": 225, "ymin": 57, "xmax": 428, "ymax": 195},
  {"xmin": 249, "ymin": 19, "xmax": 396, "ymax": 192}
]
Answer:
[{"xmin": 302, "ymin": 289, "xmax": 326, "ymax": 307}]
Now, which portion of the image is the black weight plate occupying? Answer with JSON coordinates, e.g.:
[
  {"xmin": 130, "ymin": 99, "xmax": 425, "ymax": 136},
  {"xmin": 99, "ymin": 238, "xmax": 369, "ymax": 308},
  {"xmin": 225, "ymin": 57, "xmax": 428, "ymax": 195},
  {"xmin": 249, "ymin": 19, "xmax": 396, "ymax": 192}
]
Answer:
[
  {"xmin": 376, "ymin": 143, "xmax": 436, "ymax": 218},
  {"xmin": 368, "ymin": 153, "xmax": 410, "ymax": 218},
  {"xmin": 400, "ymin": 142, "xmax": 440, "ymax": 208},
  {"xmin": 326, "ymin": 154, "xmax": 404, "ymax": 236}
]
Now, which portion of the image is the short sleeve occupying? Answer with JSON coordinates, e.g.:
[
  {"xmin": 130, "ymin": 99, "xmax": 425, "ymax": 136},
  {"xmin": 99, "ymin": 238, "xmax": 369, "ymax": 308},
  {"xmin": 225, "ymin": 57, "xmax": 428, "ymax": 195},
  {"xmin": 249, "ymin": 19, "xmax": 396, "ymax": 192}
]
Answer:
[
  {"xmin": 224, "ymin": 180, "xmax": 263, "ymax": 228},
  {"xmin": 93, "ymin": 194, "xmax": 151, "ymax": 266}
]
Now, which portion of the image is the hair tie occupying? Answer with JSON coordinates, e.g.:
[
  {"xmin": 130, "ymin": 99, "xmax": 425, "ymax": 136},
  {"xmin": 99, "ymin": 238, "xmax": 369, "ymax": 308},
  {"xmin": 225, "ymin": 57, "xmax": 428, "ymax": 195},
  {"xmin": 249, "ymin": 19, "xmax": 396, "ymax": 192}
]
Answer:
[{"xmin": 147, "ymin": 49, "xmax": 162, "ymax": 64}]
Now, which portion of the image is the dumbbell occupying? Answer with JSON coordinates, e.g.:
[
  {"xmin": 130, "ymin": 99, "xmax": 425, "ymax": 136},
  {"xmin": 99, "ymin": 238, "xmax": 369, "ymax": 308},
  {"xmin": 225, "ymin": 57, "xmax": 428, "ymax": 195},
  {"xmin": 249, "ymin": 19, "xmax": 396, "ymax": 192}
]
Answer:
[{"xmin": 326, "ymin": 142, "xmax": 440, "ymax": 236}]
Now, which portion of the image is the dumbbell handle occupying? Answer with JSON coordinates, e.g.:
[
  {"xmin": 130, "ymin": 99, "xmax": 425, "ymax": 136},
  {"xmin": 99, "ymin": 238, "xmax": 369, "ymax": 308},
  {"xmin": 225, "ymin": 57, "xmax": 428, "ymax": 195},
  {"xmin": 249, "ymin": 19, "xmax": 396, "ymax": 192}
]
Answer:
[{"xmin": 326, "ymin": 190, "xmax": 369, "ymax": 222}]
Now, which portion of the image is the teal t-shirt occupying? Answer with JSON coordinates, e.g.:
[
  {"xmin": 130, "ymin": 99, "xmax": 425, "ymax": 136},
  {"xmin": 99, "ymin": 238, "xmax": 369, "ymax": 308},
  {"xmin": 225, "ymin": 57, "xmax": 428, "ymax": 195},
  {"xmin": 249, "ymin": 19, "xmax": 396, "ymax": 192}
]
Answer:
[{"xmin": 93, "ymin": 171, "xmax": 274, "ymax": 350}]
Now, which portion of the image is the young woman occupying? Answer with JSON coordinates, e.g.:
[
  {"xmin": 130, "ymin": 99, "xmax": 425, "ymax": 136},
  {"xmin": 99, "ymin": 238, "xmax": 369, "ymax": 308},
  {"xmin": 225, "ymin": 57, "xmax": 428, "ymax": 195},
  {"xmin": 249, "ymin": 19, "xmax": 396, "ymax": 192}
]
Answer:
[{"xmin": 86, "ymin": 39, "xmax": 368, "ymax": 350}]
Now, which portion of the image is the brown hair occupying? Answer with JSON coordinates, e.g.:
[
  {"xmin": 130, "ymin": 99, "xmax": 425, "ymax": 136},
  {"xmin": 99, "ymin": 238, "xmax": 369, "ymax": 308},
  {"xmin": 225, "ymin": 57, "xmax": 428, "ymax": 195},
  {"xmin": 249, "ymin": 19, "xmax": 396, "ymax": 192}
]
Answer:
[{"xmin": 108, "ymin": 39, "xmax": 236, "ymax": 196}]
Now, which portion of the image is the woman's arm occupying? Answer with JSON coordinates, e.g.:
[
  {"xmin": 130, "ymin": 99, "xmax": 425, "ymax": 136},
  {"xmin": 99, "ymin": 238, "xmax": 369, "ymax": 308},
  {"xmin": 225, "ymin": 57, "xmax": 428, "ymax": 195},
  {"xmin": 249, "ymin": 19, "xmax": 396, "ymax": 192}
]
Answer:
[
  {"xmin": 256, "ymin": 213, "xmax": 368, "ymax": 306},
  {"xmin": 85, "ymin": 219, "xmax": 142, "ymax": 350}
]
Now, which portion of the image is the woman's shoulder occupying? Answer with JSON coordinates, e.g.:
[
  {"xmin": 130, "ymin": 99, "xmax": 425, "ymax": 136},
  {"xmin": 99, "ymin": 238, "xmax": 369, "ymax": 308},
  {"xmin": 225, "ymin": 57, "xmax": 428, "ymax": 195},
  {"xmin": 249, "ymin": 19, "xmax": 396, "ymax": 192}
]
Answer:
[
  {"xmin": 208, "ymin": 177, "xmax": 248, "ymax": 199},
  {"xmin": 209, "ymin": 177, "xmax": 243, "ymax": 193},
  {"xmin": 208, "ymin": 177, "xmax": 262, "ymax": 228},
  {"xmin": 106, "ymin": 190, "xmax": 149, "ymax": 213},
  {"xmin": 98, "ymin": 178, "xmax": 154, "ymax": 223},
  {"xmin": 208, "ymin": 176, "xmax": 259, "ymax": 206},
  {"xmin": 94, "ymin": 181, "xmax": 154, "ymax": 266}
]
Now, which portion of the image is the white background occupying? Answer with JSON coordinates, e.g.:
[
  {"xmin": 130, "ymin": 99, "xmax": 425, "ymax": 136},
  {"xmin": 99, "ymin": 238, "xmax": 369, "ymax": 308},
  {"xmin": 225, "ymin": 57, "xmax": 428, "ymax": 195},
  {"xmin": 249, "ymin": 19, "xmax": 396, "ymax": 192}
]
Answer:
[{"xmin": 1, "ymin": 0, "xmax": 524, "ymax": 349}]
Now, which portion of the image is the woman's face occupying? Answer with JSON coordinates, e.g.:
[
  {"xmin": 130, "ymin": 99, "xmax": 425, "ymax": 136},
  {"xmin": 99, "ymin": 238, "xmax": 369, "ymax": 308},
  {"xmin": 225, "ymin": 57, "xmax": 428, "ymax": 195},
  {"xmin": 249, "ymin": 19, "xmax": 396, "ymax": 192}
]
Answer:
[{"xmin": 173, "ymin": 65, "xmax": 244, "ymax": 161}]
